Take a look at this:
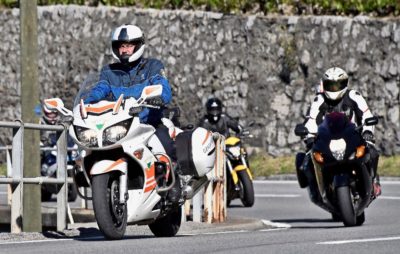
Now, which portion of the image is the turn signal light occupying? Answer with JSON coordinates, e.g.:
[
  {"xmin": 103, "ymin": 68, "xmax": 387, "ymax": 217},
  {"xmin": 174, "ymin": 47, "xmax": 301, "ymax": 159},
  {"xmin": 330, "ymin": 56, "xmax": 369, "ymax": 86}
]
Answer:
[
  {"xmin": 313, "ymin": 152, "xmax": 324, "ymax": 164},
  {"xmin": 355, "ymin": 145, "xmax": 366, "ymax": 158}
]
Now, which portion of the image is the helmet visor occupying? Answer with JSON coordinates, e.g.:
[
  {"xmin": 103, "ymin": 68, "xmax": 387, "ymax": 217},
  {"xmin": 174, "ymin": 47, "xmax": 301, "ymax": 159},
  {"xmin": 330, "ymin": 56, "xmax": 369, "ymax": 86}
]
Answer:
[
  {"xmin": 323, "ymin": 79, "xmax": 348, "ymax": 92},
  {"xmin": 208, "ymin": 108, "xmax": 221, "ymax": 116}
]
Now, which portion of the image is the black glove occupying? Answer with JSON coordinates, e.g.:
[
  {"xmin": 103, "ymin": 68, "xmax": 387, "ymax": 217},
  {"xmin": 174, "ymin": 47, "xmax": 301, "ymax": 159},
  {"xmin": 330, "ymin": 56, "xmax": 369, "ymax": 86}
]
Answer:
[
  {"xmin": 147, "ymin": 97, "xmax": 163, "ymax": 106},
  {"xmin": 362, "ymin": 131, "xmax": 375, "ymax": 143},
  {"xmin": 305, "ymin": 137, "xmax": 315, "ymax": 150}
]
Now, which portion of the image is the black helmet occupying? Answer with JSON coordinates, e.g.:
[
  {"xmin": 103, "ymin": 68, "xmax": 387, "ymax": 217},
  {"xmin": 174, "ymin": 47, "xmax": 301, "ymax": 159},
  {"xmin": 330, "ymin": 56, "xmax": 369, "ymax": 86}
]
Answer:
[{"xmin": 206, "ymin": 98, "xmax": 222, "ymax": 123}]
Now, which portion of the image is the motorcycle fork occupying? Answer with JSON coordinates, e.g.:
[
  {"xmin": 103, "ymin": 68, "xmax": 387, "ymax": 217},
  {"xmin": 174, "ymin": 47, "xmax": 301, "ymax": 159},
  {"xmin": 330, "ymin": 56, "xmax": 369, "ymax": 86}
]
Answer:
[
  {"xmin": 226, "ymin": 159, "xmax": 239, "ymax": 185},
  {"xmin": 119, "ymin": 173, "xmax": 128, "ymax": 204}
]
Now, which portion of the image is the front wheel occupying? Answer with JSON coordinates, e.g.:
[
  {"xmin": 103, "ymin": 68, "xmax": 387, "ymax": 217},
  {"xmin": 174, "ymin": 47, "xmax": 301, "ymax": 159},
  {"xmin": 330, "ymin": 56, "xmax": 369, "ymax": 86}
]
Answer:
[
  {"xmin": 149, "ymin": 207, "xmax": 182, "ymax": 237},
  {"xmin": 238, "ymin": 170, "xmax": 255, "ymax": 207},
  {"xmin": 92, "ymin": 173, "xmax": 127, "ymax": 240},
  {"xmin": 336, "ymin": 185, "xmax": 356, "ymax": 227}
]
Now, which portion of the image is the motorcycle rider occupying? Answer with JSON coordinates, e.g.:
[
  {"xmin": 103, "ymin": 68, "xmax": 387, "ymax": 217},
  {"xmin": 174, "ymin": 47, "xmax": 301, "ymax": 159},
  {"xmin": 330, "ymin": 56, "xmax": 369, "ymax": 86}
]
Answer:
[
  {"xmin": 198, "ymin": 97, "xmax": 243, "ymax": 137},
  {"xmin": 301, "ymin": 67, "xmax": 381, "ymax": 198},
  {"xmin": 84, "ymin": 24, "xmax": 180, "ymax": 203}
]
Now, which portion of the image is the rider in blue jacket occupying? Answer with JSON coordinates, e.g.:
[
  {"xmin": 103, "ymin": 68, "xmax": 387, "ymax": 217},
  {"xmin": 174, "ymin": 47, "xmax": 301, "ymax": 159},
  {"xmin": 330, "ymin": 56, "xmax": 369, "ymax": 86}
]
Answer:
[{"xmin": 84, "ymin": 24, "xmax": 172, "ymax": 126}]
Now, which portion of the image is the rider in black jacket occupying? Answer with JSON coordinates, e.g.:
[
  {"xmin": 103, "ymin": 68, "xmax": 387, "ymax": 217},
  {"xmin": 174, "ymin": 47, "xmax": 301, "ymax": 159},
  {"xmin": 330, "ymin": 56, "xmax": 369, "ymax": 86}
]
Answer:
[{"xmin": 198, "ymin": 98, "xmax": 243, "ymax": 137}]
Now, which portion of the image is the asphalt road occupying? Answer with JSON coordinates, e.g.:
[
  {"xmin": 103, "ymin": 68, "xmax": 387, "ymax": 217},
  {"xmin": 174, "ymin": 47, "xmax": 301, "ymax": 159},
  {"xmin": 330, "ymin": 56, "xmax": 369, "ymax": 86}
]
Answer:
[{"xmin": 0, "ymin": 180, "xmax": 399, "ymax": 254}]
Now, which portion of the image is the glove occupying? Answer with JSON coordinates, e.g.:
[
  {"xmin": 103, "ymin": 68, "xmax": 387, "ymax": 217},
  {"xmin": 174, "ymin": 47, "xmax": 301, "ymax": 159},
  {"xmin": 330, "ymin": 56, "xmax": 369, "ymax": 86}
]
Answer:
[
  {"xmin": 362, "ymin": 131, "xmax": 375, "ymax": 143},
  {"xmin": 305, "ymin": 137, "xmax": 315, "ymax": 150}
]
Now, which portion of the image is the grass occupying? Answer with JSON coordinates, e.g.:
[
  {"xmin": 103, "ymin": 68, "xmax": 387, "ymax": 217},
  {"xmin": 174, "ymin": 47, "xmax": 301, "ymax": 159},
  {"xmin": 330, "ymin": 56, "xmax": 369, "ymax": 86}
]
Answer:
[
  {"xmin": 0, "ymin": 164, "xmax": 6, "ymax": 176},
  {"xmin": 249, "ymin": 153, "xmax": 400, "ymax": 178}
]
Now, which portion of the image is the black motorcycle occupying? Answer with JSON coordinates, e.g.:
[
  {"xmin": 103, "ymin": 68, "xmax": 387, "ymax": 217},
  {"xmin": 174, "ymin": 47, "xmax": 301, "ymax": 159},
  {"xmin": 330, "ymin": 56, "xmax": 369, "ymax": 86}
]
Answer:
[{"xmin": 294, "ymin": 112, "xmax": 378, "ymax": 226}]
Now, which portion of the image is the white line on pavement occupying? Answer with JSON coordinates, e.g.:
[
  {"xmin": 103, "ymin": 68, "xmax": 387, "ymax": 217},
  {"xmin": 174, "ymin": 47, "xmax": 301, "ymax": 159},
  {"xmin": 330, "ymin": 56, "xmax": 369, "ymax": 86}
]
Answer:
[
  {"xmin": 317, "ymin": 236, "xmax": 400, "ymax": 245},
  {"xmin": 262, "ymin": 220, "xmax": 292, "ymax": 229},
  {"xmin": 378, "ymin": 196, "xmax": 400, "ymax": 200},
  {"xmin": 255, "ymin": 194, "xmax": 301, "ymax": 198}
]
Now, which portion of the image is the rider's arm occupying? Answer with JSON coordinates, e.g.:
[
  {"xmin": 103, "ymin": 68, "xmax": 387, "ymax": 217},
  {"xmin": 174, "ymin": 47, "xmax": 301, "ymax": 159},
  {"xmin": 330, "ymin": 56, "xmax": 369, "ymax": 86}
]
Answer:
[
  {"xmin": 110, "ymin": 61, "xmax": 172, "ymax": 104},
  {"xmin": 348, "ymin": 90, "xmax": 374, "ymax": 135},
  {"xmin": 304, "ymin": 94, "xmax": 325, "ymax": 138},
  {"xmin": 226, "ymin": 115, "xmax": 243, "ymax": 134},
  {"xmin": 83, "ymin": 80, "xmax": 112, "ymax": 104}
]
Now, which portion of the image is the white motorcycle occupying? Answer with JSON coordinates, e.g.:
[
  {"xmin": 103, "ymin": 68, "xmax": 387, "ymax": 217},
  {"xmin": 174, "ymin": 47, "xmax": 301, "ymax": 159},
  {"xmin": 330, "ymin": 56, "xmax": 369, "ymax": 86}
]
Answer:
[{"xmin": 44, "ymin": 70, "xmax": 217, "ymax": 240}]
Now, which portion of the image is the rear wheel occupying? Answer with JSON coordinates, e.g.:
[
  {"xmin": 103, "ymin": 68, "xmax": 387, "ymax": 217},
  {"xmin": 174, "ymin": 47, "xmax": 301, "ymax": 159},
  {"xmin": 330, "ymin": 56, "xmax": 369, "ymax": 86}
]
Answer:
[
  {"xmin": 336, "ymin": 186, "xmax": 357, "ymax": 226},
  {"xmin": 92, "ymin": 173, "xmax": 127, "ymax": 240},
  {"xmin": 149, "ymin": 207, "xmax": 182, "ymax": 237},
  {"xmin": 238, "ymin": 170, "xmax": 255, "ymax": 207}
]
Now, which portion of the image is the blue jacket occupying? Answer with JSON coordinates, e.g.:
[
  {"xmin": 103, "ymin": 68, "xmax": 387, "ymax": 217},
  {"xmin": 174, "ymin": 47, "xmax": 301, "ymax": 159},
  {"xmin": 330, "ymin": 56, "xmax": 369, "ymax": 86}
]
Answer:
[{"xmin": 85, "ymin": 58, "xmax": 172, "ymax": 125}]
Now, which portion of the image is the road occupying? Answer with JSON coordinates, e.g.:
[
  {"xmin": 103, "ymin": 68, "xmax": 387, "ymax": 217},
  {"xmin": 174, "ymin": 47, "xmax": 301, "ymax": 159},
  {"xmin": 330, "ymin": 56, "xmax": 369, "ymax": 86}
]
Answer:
[{"xmin": 0, "ymin": 180, "xmax": 399, "ymax": 254}]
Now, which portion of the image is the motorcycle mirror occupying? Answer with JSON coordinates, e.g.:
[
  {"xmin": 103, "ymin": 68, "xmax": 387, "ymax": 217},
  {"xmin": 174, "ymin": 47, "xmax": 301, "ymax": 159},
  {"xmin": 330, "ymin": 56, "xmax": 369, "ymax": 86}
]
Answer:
[
  {"xmin": 44, "ymin": 98, "xmax": 73, "ymax": 117},
  {"xmin": 365, "ymin": 116, "xmax": 379, "ymax": 126},
  {"xmin": 294, "ymin": 124, "xmax": 309, "ymax": 137},
  {"xmin": 140, "ymin": 84, "xmax": 163, "ymax": 101}
]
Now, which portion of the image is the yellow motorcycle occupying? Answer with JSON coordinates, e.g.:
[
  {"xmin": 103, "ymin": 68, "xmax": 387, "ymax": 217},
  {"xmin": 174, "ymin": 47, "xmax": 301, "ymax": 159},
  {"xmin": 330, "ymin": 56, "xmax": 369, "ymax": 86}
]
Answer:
[{"xmin": 225, "ymin": 133, "xmax": 255, "ymax": 207}]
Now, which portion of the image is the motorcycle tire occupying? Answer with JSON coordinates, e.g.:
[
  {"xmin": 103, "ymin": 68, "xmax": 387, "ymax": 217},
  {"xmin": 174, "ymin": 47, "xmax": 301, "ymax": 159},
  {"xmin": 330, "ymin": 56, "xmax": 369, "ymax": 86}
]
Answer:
[
  {"xmin": 68, "ymin": 183, "xmax": 78, "ymax": 202},
  {"xmin": 41, "ymin": 189, "xmax": 53, "ymax": 202},
  {"xmin": 356, "ymin": 212, "xmax": 365, "ymax": 226},
  {"xmin": 238, "ymin": 170, "xmax": 255, "ymax": 207},
  {"xmin": 149, "ymin": 206, "xmax": 182, "ymax": 237},
  {"xmin": 92, "ymin": 173, "xmax": 127, "ymax": 240},
  {"xmin": 336, "ymin": 185, "xmax": 357, "ymax": 227}
]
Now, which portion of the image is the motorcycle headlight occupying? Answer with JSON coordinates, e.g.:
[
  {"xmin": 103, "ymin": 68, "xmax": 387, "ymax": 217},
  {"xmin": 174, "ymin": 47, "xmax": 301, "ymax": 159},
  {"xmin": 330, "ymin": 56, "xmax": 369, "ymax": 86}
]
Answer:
[
  {"xmin": 75, "ymin": 126, "xmax": 98, "ymax": 147},
  {"xmin": 329, "ymin": 139, "xmax": 346, "ymax": 161},
  {"xmin": 227, "ymin": 146, "xmax": 241, "ymax": 158},
  {"xmin": 103, "ymin": 119, "xmax": 132, "ymax": 146}
]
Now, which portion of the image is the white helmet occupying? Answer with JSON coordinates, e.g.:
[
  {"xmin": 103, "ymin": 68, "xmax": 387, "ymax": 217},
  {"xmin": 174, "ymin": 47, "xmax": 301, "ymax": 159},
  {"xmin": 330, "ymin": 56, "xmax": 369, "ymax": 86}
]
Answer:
[
  {"xmin": 321, "ymin": 67, "xmax": 349, "ymax": 100},
  {"xmin": 111, "ymin": 25, "xmax": 145, "ymax": 63}
]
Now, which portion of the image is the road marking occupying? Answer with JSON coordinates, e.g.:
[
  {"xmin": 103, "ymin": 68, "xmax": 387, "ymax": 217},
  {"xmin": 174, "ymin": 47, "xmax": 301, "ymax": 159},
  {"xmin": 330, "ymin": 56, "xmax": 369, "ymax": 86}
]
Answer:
[
  {"xmin": 378, "ymin": 196, "xmax": 400, "ymax": 200},
  {"xmin": 255, "ymin": 194, "xmax": 301, "ymax": 198},
  {"xmin": 317, "ymin": 236, "xmax": 400, "ymax": 245},
  {"xmin": 0, "ymin": 235, "xmax": 104, "ymax": 245},
  {"xmin": 262, "ymin": 220, "xmax": 291, "ymax": 228}
]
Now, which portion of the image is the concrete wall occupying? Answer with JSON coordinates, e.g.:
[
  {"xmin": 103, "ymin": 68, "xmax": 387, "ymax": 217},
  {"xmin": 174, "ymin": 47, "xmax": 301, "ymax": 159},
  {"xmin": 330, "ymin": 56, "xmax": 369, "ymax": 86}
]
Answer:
[{"xmin": 0, "ymin": 6, "xmax": 399, "ymax": 157}]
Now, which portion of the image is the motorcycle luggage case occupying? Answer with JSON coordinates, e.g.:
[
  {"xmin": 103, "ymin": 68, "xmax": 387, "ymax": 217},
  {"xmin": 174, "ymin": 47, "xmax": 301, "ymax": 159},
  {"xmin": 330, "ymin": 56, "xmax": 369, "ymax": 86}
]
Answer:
[{"xmin": 175, "ymin": 127, "xmax": 216, "ymax": 177}]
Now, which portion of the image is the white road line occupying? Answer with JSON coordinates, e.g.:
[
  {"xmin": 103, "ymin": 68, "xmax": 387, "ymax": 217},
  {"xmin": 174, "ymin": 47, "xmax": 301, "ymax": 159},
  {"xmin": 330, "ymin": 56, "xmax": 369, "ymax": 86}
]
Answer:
[
  {"xmin": 378, "ymin": 196, "xmax": 400, "ymax": 200},
  {"xmin": 255, "ymin": 194, "xmax": 301, "ymax": 198},
  {"xmin": 317, "ymin": 236, "xmax": 400, "ymax": 245},
  {"xmin": 262, "ymin": 220, "xmax": 292, "ymax": 229}
]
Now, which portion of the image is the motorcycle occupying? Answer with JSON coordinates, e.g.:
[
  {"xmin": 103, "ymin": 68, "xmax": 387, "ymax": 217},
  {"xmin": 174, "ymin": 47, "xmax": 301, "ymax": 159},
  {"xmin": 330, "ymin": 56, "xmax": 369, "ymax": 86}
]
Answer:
[
  {"xmin": 225, "ymin": 126, "xmax": 255, "ymax": 207},
  {"xmin": 43, "ymin": 70, "xmax": 217, "ymax": 240},
  {"xmin": 40, "ymin": 133, "xmax": 79, "ymax": 202},
  {"xmin": 294, "ymin": 112, "xmax": 379, "ymax": 226}
]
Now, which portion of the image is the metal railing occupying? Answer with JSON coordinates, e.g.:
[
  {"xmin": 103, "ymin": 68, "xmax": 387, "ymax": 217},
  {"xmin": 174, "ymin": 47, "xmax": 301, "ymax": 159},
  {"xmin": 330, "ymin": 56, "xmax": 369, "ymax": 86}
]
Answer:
[{"xmin": 0, "ymin": 120, "xmax": 68, "ymax": 233}]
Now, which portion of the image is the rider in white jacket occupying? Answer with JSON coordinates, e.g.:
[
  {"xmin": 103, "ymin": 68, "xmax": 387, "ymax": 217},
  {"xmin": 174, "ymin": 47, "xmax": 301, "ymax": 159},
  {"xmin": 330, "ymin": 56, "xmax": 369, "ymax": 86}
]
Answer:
[{"xmin": 303, "ymin": 67, "xmax": 381, "ymax": 197}]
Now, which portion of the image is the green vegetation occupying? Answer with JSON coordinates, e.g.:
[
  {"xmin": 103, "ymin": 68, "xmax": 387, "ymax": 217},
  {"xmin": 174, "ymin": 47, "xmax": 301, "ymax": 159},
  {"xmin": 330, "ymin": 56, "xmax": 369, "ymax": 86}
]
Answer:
[
  {"xmin": 249, "ymin": 152, "xmax": 400, "ymax": 178},
  {"xmin": 0, "ymin": 0, "xmax": 399, "ymax": 16},
  {"xmin": 0, "ymin": 164, "xmax": 6, "ymax": 176}
]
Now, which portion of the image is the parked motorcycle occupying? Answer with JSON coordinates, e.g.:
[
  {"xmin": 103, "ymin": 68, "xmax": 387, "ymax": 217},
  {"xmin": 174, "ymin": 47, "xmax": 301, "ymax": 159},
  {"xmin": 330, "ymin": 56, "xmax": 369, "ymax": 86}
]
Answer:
[
  {"xmin": 225, "ymin": 126, "xmax": 254, "ymax": 207},
  {"xmin": 294, "ymin": 112, "xmax": 379, "ymax": 226},
  {"xmin": 44, "ymin": 70, "xmax": 217, "ymax": 240},
  {"xmin": 40, "ymin": 134, "xmax": 78, "ymax": 202}
]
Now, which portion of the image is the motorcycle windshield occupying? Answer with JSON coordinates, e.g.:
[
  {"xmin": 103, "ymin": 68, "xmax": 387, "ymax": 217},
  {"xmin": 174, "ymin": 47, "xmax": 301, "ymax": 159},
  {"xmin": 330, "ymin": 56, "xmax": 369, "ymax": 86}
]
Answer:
[{"xmin": 73, "ymin": 70, "xmax": 131, "ymax": 107}]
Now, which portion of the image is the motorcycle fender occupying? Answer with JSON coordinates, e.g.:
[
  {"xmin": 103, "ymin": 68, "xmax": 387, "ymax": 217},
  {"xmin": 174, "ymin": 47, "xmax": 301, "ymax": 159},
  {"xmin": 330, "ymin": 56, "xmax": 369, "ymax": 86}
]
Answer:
[
  {"xmin": 233, "ymin": 165, "xmax": 254, "ymax": 181},
  {"xmin": 333, "ymin": 174, "xmax": 350, "ymax": 188},
  {"xmin": 90, "ymin": 159, "xmax": 127, "ymax": 175}
]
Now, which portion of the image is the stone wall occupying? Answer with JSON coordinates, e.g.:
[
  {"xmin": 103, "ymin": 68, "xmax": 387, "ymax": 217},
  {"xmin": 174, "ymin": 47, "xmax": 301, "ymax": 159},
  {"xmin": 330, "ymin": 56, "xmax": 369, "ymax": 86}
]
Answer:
[{"xmin": 0, "ymin": 6, "xmax": 399, "ymax": 157}]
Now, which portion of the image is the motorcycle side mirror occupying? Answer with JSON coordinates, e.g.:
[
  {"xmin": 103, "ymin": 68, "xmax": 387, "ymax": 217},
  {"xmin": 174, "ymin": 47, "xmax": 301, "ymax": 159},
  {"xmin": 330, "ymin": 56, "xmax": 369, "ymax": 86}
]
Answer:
[
  {"xmin": 44, "ymin": 98, "xmax": 73, "ymax": 117},
  {"xmin": 365, "ymin": 116, "xmax": 379, "ymax": 126},
  {"xmin": 139, "ymin": 85, "xmax": 163, "ymax": 101},
  {"xmin": 294, "ymin": 124, "xmax": 309, "ymax": 137}
]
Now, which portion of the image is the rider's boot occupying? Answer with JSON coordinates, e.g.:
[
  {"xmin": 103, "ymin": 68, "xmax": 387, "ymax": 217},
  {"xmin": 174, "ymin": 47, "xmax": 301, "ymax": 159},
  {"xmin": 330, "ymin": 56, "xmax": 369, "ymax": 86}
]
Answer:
[{"xmin": 372, "ymin": 175, "xmax": 382, "ymax": 198}]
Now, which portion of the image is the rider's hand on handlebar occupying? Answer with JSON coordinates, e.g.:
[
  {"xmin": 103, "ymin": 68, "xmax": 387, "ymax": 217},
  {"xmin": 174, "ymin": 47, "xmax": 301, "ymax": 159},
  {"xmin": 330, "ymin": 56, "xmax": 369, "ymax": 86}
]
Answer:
[
  {"xmin": 146, "ymin": 97, "xmax": 164, "ymax": 106},
  {"xmin": 362, "ymin": 131, "xmax": 375, "ymax": 143}
]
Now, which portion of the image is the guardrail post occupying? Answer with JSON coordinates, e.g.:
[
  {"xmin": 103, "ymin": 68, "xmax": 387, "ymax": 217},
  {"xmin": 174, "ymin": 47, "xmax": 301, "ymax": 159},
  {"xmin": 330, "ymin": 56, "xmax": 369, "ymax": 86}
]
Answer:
[
  {"xmin": 56, "ymin": 124, "xmax": 68, "ymax": 231},
  {"xmin": 11, "ymin": 120, "xmax": 24, "ymax": 233}
]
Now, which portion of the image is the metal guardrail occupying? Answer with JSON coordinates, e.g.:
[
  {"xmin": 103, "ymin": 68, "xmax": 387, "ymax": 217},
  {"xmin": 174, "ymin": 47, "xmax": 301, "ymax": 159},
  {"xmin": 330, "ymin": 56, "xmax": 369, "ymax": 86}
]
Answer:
[{"xmin": 0, "ymin": 120, "xmax": 68, "ymax": 233}]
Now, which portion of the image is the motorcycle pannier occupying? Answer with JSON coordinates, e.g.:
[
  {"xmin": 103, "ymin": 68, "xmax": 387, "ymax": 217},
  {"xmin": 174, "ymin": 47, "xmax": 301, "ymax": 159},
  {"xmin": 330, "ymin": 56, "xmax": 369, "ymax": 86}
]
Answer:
[{"xmin": 175, "ymin": 127, "xmax": 216, "ymax": 177}]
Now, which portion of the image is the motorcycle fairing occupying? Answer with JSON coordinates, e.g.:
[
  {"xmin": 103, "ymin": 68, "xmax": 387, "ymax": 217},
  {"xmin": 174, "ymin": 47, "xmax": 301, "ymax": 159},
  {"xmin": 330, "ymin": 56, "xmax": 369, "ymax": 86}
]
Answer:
[{"xmin": 90, "ymin": 158, "xmax": 128, "ymax": 175}]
